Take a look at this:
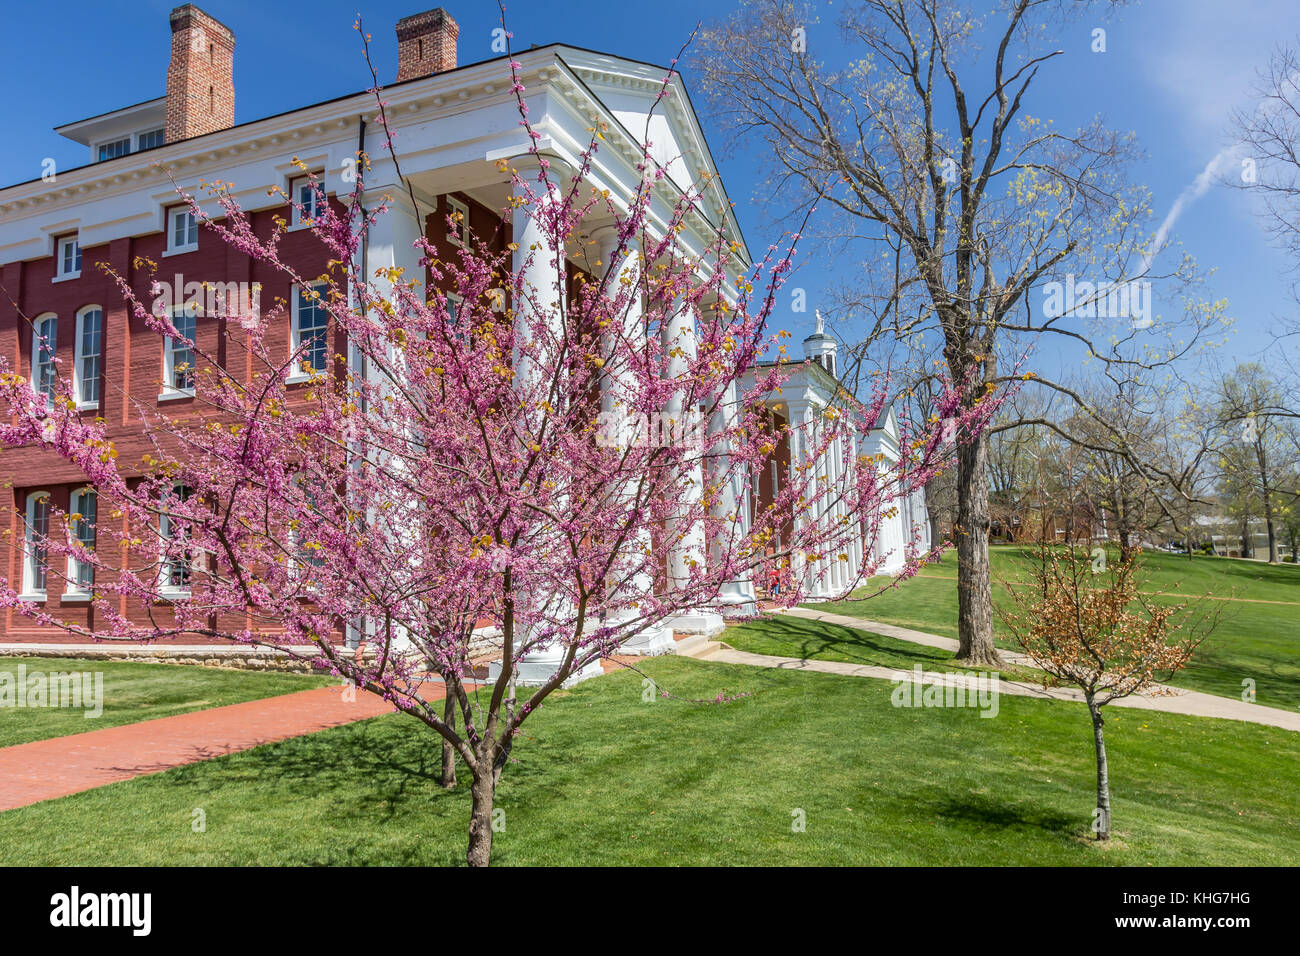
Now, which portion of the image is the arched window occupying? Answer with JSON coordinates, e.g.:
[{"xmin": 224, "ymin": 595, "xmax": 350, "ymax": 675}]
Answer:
[
  {"xmin": 22, "ymin": 491, "xmax": 51, "ymax": 598},
  {"xmin": 74, "ymin": 306, "xmax": 103, "ymax": 407},
  {"xmin": 31, "ymin": 313, "xmax": 58, "ymax": 406},
  {"xmin": 67, "ymin": 487, "xmax": 97, "ymax": 594}
]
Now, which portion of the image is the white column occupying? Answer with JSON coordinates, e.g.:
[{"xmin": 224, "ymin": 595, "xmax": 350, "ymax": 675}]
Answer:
[
  {"xmin": 848, "ymin": 433, "xmax": 864, "ymax": 581},
  {"xmin": 511, "ymin": 163, "xmax": 566, "ymax": 398},
  {"xmin": 829, "ymin": 431, "xmax": 846, "ymax": 595},
  {"xmin": 493, "ymin": 160, "xmax": 603, "ymax": 685},
  {"xmin": 816, "ymin": 417, "xmax": 835, "ymax": 598},
  {"xmin": 708, "ymin": 372, "xmax": 757, "ymax": 616},
  {"xmin": 786, "ymin": 398, "xmax": 815, "ymax": 599},
  {"xmin": 660, "ymin": 299, "xmax": 723, "ymax": 636},
  {"xmin": 592, "ymin": 225, "xmax": 674, "ymax": 655},
  {"xmin": 348, "ymin": 187, "xmax": 427, "ymax": 655}
]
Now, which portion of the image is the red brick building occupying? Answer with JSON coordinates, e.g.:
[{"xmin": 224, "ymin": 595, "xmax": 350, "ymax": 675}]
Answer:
[{"xmin": 0, "ymin": 4, "xmax": 761, "ymax": 651}]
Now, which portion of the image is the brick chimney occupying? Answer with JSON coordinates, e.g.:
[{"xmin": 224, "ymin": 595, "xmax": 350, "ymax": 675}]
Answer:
[
  {"xmin": 165, "ymin": 4, "xmax": 236, "ymax": 144},
  {"xmin": 395, "ymin": 8, "xmax": 459, "ymax": 82}
]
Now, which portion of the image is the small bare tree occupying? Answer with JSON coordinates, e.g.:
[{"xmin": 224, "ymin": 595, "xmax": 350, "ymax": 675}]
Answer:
[{"xmin": 996, "ymin": 544, "xmax": 1221, "ymax": 842}]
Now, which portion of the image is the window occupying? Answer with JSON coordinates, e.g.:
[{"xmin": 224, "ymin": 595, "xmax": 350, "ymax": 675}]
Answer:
[
  {"xmin": 137, "ymin": 128, "xmax": 165, "ymax": 151},
  {"xmin": 22, "ymin": 492, "xmax": 51, "ymax": 598},
  {"xmin": 162, "ymin": 303, "xmax": 198, "ymax": 397},
  {"xmin": 67, "ymin": 488, "xmax": 97, "ymax": 594},
  {"xmin": 445, "ymin": 195, "xmax": 470, "ymax": 247},
  {"xmin": 291, "ymin": 284, "xmax": 328, "ymax": 378},
  {"xmin": 167, "ymin": 206, "xmax": 198, "ymax": 253},
  {"xmin": 290, "ymin": 473, "xmax": 326, "ymax": 577},
  {"xmin": 74, "ymin": 306, "xmax": 102, "ymax": 407},
  {"xmin": 159, "ymin": 484, "xmax": 195, "ymax": 595},
  {"xmin": 31, "ymin": 313, "xmax": 58, "ymax": 407},
  {"xmin": 56, "ymin": 236, "xmax": 81, "ymax": 279},
  {"xmin": 444, "ymin": 292, "xmax": 468, "ymax": 346},
  {"xmin": 96, "ymin": 137, "xmax": 131, "ymax": 162},
  {"xmin": 291, "ymin": 175, "xmax": 325, "ymax": 227}
]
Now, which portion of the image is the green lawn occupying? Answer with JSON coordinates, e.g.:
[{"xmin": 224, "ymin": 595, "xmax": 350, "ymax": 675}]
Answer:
[
  {"xmin": 748, "ymin": 547, "xmax": 1300, "ymax": 711},
  {"xmin": 1, "ymin": 657, "xmax": 1296, "ymax": 865},
  {"xmin": 0, "ymin": 657, "xmax": 335, "ymax": 749}
]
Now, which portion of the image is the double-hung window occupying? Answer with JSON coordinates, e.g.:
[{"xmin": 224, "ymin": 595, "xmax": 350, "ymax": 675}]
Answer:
[
  {"xmin": 159, "ymin": 484, "xmax": 195, "ymax": 595},
  {"xmin": 56, "ymin": 236, "xmax": 81, "ymax": 279},
  {"xmin": 74, "ymin": 306, "xmax": 102, "ymax": 407},
  {"xmin": 290, "ymin": 284, "xmax": 328, "ymax": 379},
  {"xmin": 67, "ymin": 487, "xmax": 97, "ymax": 595},
  {"xmin": 291, "ymin": 175, "xmax": 325, "ymax": 227},
  {"xmin": 445, "ymin": 195, "xmax": 470, "ymax": 247},
  {"xmin": 162, "ymin": 302, "xmax": 198, "ymax": 398},
  {"xmin": 167, "ymin": 206, "xmax": 198, "ymax": 254},
  {"xmin": 31, "ymin": 313, "xmax": 58, "ymax": 408},
  {"xmin": 291, "ymin": 473, "xmax": 326, "ymax": 578},
  {"xmin": 22, "ymin": 492, "xmax": 51, "ymax": 599}
]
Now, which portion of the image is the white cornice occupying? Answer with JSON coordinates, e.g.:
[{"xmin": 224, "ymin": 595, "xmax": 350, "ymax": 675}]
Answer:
[{"xmin": 1, "ymin": 46, "xmax": 751, "ymax": 284}]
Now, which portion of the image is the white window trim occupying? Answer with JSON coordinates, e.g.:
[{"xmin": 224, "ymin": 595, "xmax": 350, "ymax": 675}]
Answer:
[
  {"xmin": 444, "ymin": 291, "xmax": 468, "ymax": 345},
  {"xmin": 31, "ymin": 312, "xmax": 58, "ymax": 408},
  {"xmin": 93, "ymin": 136, "xmax": 132, "ymax": 163},
  {"xmin": 73, "ymin": 305, "xmax": 102, "ymax": 410},
  {"xmin": 54, "ymin": 236, "xmax": 81, "ymax": 282},
  {"xmin": 289, "ymin": 174, "xmax": 326, "ymax": 230},
  {"xmin": 158, "ymin": 485, "xmax": 195, "ymax": 600},
  {"xmin": 64, "ymin": 486, "xmax": 96, "ymax": 598},
  {"xmin": 159, "ymin": 304, "xmax": 198, "ymax": 401},
  {"xmin": 287, "ymin": 473, "xmax": 326, "ymax": 587},
  {"xmin": 288, "ymin": 282, "xmax": 329, "ymax": 383},
  {"xmin": 164, "ymin": 206, "xmax": 199, "ymax": 256},
  {"xmin": 446, "ymin": 195, "xmax": 470, "ymax": 247},
  {"xmin": 20, "ymin": 491, "xmax": 51, "ymax": 601},
  {"xmin": 135, "ymin": 128, "xmax": 165, "ymax": 152}
]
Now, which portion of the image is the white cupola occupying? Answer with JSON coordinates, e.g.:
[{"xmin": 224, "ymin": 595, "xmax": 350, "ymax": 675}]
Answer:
[{"xmin": 802, "ymin": 310, "xmax": 838, "ymax": 378}]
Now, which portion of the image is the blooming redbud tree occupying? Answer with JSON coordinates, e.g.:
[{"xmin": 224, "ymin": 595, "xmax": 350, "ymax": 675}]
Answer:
[{"xmin": 0, "ymin": 19, "xmax": 996, "ymax": 866}]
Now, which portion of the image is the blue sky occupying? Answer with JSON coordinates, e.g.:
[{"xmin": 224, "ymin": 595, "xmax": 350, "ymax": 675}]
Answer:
[{"xmin": 1, "ymin": 0, "xmax": 1296, "ymax": 369}]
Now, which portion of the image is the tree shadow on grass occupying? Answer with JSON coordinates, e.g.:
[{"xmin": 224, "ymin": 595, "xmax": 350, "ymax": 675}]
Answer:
[
  {"xmin": 924, "ymin": 790, "xmax": 1080, "ymax": 842},
  {"xmin": 734, "ymin": 615, "xmax": 953, "ymax": 669}
]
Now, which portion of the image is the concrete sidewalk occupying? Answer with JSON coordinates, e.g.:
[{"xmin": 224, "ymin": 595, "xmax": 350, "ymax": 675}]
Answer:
[{"xmin": 725, "ymin": 606, "xmax": 1300, "ymax": 732}]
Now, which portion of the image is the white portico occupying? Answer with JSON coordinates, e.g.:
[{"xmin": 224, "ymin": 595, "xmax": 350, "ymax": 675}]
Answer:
[
  {"xmin": 740, "ymin": 317, "xmax": 930, "ymax": 601},
  {"xmin": 0, "ymin": 1, "xmax": 923, "ymax": 674}
]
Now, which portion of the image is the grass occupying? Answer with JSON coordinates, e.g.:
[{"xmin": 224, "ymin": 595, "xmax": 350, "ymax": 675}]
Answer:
[
  {"xmin": 1, "ymin": 656, "xmax": 1296, "ymax": 865},
  {"xmin": 737, "ymin": 546, "xmax": 1300, "ymax": 711},
  {"xmin": 0, "ymin": 657, "xmax": 335, "ymax": 749}
]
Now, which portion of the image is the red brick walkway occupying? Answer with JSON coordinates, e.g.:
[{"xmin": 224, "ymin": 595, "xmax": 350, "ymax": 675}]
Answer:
[{"xmin": 0, "ymin": 682, "xmax": 444, "ymax": 813}]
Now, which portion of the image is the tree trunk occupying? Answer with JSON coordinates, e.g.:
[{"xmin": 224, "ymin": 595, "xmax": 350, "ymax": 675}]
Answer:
[
  {"xmin": 955, "ymin": 429, "xmax": 1001, "ymax": 666},
  {"xmin": 1087, "ymin": 696, "xmax": 1111, "ymax": 842},
  {"xmin": 466, "ymin": 769, "xmax": 496, "ymax": 867},
  {"xmin": 440, "ymin": 691, "xmax": 457, "ymax": 789}
]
